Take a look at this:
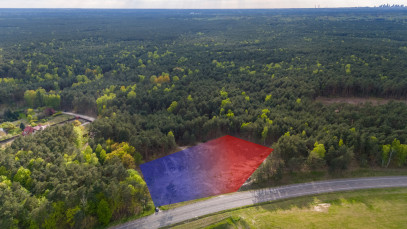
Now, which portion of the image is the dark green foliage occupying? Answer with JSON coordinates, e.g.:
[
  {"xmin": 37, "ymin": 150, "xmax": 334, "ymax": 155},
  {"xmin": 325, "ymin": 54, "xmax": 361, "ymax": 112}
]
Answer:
[
  {"xmin": 1, "ymin": 8, "xmax": 407, "ymax": 227},
  {"xmin": 0, "ymin": 125, "xmax": 151, "ymax": 228},
  {"xmin": 19, "ymin": 122, "xmax": 26, "ymax": 131}
]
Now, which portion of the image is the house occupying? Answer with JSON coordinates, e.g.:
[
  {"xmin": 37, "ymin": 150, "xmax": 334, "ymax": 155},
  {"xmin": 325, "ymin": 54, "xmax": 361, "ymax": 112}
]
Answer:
[
  {"xmin": 22, "ymin": 124, "xmax": 50, "ymax": 136},
  {"xmin": 33, "ymin": 124, "xmax": 50, "ymax": 132},
  {"xmin": 22, "ymin": 126, "xmax": 34, "ymax": 136}
]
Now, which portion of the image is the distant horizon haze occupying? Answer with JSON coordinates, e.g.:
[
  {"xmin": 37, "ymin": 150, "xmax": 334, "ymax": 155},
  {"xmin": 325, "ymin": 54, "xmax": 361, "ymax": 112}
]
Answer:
[{"xmin": 0, "ymin": 0, "xmax": 406, "ymax": 9}]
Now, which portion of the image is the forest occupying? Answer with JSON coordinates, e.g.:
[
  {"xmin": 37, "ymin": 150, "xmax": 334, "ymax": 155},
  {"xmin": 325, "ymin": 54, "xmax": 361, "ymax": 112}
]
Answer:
[{"xmin": 1, "ymin": 8, "xmax": 407, "ymax": 228}]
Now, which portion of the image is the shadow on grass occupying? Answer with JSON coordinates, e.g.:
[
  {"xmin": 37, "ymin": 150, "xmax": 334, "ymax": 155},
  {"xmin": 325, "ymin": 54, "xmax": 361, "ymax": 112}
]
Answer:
[{"xmin": 203, "ymin": 216, "xmax": 251, "ymax": 229}]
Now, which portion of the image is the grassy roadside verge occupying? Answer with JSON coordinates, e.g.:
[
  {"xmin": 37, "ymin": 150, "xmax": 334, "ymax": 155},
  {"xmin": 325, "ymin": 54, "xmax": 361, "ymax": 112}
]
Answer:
[
  {"xmin": 161, "ymin": 168, "xmax": 407, "ymax": 211},
  {"xmin": 171, "ymin": 187, "xmax": 407, "ymax": 229},
  {"xmin": 107, "ymin": 168, "xmax": 407, "ymax": 228}
]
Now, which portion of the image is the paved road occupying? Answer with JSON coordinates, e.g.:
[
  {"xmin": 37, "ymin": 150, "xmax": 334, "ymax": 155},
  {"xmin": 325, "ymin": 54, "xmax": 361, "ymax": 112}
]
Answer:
[
  {"xmin": 111, "ymin": 176, "xmax": 407, "ymax": 229},
  {"xmin": 61, "ymin": 112, "xmax": 96, "ymax": 122}
]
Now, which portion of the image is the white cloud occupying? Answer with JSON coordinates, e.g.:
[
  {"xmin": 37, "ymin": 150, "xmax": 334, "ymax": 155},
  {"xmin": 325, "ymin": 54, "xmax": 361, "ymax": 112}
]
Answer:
[{"xmin": 0, "ymin": 0, "xmax": 406, "ymax": 9}]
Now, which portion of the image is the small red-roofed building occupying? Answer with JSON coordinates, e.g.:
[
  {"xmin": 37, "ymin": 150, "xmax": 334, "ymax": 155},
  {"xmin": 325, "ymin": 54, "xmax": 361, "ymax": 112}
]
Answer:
[
  {"xmin": 22, "ymin": 124, "xmax": 50, "ymax": 136},
  {"xmin": 22, "ymin": 126, "xmax": 34, "ymax": 136}
]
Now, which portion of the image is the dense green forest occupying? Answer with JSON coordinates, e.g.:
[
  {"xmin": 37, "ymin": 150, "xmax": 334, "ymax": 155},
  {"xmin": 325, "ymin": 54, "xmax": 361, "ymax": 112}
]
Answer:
[{"xmin": 1, "ymin": 8, "xmax": 407, "ymax": 228}]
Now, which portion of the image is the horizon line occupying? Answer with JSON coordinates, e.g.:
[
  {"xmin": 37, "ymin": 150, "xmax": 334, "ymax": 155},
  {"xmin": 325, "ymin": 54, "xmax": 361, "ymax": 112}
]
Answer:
[{"xmin": 0, "ymin": 6, "xmax": 396, "ymax": 10}]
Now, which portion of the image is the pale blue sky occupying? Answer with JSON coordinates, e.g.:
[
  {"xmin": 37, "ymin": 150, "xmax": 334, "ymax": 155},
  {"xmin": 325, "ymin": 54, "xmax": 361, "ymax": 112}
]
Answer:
[{"xmin": 0, "ymin": 0, "xmax": 405, "ymax": 9}]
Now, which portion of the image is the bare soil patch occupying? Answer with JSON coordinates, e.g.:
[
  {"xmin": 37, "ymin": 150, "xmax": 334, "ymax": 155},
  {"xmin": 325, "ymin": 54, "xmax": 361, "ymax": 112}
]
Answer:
[
  {"xmin": 313, "ymin": 203, "xmax": 331, "ymax": 212},
  {"xmin": 315, "ymin": 97, "xmax": 407, "ymax": 106}
]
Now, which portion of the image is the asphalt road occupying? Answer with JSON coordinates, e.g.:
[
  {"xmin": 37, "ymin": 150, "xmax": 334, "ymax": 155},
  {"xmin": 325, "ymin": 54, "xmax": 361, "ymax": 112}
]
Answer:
[
  {"xmin": 62, "ymin": 112, "xmax": 96, "ymax": 122},
  {"xmin": 111, "ymin": 176, "xmax": 407, "ymax": 229}
]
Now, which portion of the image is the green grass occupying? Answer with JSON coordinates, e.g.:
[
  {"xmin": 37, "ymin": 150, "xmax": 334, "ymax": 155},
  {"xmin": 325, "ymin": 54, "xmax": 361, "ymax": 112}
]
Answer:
[
  {"xmin": 162, "ymin": 168, "xmax": 407, "ymax": 211},
  {"xmin": 45, "ymin": 114, "xmax": 75, "ymax": 125},
  {"xmin": 172, "ymin": 188, "xmax": 407, "ymax": 229},
  {"xmin": 111, "ymin": 168, "xmax": 407, "ymax": 228}
]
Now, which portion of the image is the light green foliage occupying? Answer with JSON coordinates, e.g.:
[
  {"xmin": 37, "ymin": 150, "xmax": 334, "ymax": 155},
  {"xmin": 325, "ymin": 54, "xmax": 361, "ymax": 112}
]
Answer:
[
  {"xmin": 83, "ymin": 146, "xmax": 99, "ymax": 165},
  {"xmin": 105, "ymin": 142, "xmax": 143, "ymax": 168},
  {"xmin": 241, "ymin": 122, "xmax": 252, "ymax": 129},
  {"xmin": 13, "ymin": 166, "xmax": 32, "ymax": 189},
  {"xmin": 100, "ymin": 149, "xmax": 107, "ymax": 162},
  {"xmin": 24, "ymin": 90, "xmax": 36, "ymax": 107},
  {"xmin": 339, "ymin": 139, "xmax": 344, "ymax": 147},
  {"xmin": 1, "ymin": 122, "xmax": 17, "ymax": 132},
  {"xmin": 187, "ymin": 95, "xmax": 193, "ymax": 101},
  {"xmin": 245, "ymin": 96, "xmax": 250, "ymax": 101},
  {"xmin": 73, "ymin": 126, "xmax": 83, "ymax": 148},
  {"xmin": 261, "ymin": 109, "xmax": 270, "ymax": 119},
  {"xmin": 221, "ymin": 98, "xmax": 231, "ymax": 107},
  {"xmin": 220, "ymin": 88, "xmax": 228, "ymax": 98},
  {"xmin": 226, "ymin": 109, "xmax": 234, "ymax": 118},
  {"xmin": 260, "ymin": 109, "xmax": 273, "ymax": 124},
  {"xmin": 95, "ymin": 144, "xmax": 103, "ymax": 154},
  {"xmin": 24, "ymin": 89, "xmax": 60, "ymax": 109},
  {"xmin": 97, "ymin": 199, "xmax": 112, "ymax": 226},
  {"xmin": 74, "ymin": 74, "xmax": 90, "ymax": 86},
  {"xmin": 65, "ymin": 206, "xmax": 80, "ymax": 228},
  {"xmin": 261, "ymin": 126, "xmax": 268, "ymax": 140},
  {"xmin": 96, "ymin": 93, "xmax": 116, "ymax": 114},
  {"xmin": 127, "ymin": 90, "xmax": 137, "ymax": 99},
  {"xmin": 149, "ymin": 75, "xmax": 157, "ymax": 83},
  {"xmin": 383, "ymin": 139, "xmax": 407, "ymax": 167},
  {"xmin": 167, "ymin": 101, "xmax": 178, "ymax": 113},
  {"xmin": 296, "ymin": 98, "xmax": 301, "ymax": 104},
  {"xmin": 167, "ymin": 131, "xmax": 176, "ymax": 148},
  {"xmin": 44, "ymin": 93, "xmax": 60, "ymax": 109},
  {"xmin": 123, "ymin": 169, "xmax": 147, "ymax": 195},
  {"xmin": 265, "ymin": 94, "xmax": 272, "ymax": 102},
  {"xmin": 345, "ymin": 64, "xmax": 351, "ymax": 74},
  {"xmin": 309, "ymin": 142, "xmax": 326, "ymax": 159}
]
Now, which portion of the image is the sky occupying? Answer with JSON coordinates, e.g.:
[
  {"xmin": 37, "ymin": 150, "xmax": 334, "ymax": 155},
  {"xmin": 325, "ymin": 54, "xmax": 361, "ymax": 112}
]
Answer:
[{"xmin": 0, "ymin": 0, "xmax": 406, "ymax": 9}]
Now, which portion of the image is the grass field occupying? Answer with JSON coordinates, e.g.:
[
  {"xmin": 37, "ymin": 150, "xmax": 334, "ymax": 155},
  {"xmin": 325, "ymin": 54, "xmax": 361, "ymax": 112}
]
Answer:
[{"xmin": 171, "ymin": 187, "xmax": 407, "ymax": 229}]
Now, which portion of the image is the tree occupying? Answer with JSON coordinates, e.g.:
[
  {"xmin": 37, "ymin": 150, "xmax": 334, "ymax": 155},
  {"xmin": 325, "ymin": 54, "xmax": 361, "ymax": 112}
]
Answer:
[
  {"xmin": 275, "ymin": 135, "xmax": 308, "ymax": 171},
  {"xmin": 308, "ymin": 141, "xmax": 326, "ymax": 169},
  {"xmin": 19, "ymin": 122, "xmax": 25, "ymax": 131},
  {"xmin": 34, "ymin": 88, "xmax": 46, "ymax": 107},
  {"xmin": 13, "ymin": 166, "xmax": 32, "ymax": 189},
  {"xmin": 167, "ymin": 101, "xmax": 178, "ymax": 113},
  {"xmin": 96, "ymin": 93, "xmax": 116, "ymax": 114},
  {"xmin": 261, "ymin": 126, "xmax": 268, "ymax": 144},
  {"xmin": 24, "ymin": 90, "xmax": 36, "ymax": 107},
  {"xmin": 309, "ymin": 142, "xmax": 326, "ymax": 159},
  {"xmin": 326, "ymin": 144, "xmax": 353, "ymax": 171},
  {"xmin": 97, "ymin": 199, "xmax": 112, "ymax": 226}
]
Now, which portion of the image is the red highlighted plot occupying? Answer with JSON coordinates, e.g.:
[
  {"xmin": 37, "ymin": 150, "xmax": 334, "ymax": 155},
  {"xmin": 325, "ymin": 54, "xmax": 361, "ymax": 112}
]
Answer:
[{"xmin": 140, "ymin": 135, "xmax": 273, "ymax": 206}]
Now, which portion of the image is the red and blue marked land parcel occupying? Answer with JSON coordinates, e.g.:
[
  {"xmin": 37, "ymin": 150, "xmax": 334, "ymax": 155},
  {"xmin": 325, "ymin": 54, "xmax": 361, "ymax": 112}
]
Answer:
[{"xmin": 140, "ymin": 135, "xmax": 273, "ymax": 206}]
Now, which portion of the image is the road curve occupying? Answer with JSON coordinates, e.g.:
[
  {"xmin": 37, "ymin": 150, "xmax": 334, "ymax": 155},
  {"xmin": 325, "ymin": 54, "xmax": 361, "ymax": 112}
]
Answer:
[
  {"xmin": 61, "ymin": 112, "xmax": 96, "ymax": 122},
  {"xmin": 111, "ymin": 176, "xmax": 407, "ymax": 229}
]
